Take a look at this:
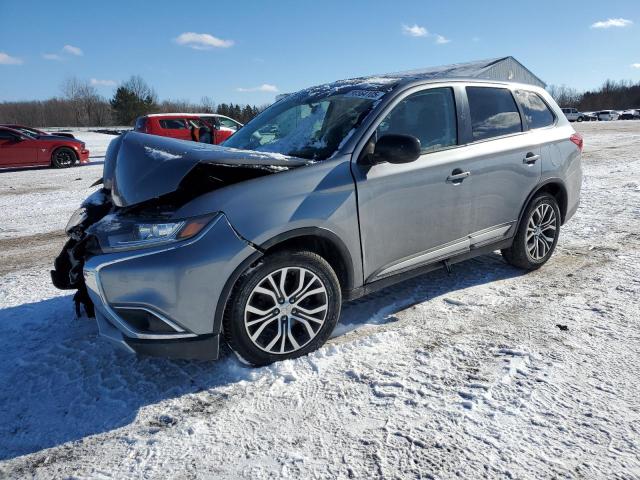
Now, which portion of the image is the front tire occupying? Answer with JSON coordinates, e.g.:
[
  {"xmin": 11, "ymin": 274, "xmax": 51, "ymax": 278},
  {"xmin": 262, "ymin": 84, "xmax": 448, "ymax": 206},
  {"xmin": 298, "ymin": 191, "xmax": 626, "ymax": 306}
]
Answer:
[
  {"xmin": 223, "ymin": 250, "xmax": 342, "ymax": 366},
  {"xmin": 501, "ymin": 193, "xmax": 561, "ymax": 270},
  {"xmin": 576, "ymin": 116, "xmax": 583, "ymax": 122},
  {"xmin": 51, "ymin": 147, "xmax": 76, "ymax": 168}
]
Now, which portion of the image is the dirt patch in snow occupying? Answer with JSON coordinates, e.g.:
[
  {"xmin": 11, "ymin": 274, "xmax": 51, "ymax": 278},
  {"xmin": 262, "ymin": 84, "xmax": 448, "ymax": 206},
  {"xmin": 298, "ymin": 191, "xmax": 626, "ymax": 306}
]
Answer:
[{"xmin": 0, "ymin": 231, "xmax": 66, "ymax": 276}]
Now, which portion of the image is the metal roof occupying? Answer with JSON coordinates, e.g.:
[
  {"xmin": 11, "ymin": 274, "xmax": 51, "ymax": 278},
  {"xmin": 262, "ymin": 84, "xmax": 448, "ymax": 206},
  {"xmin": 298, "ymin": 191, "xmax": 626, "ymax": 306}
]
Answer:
[{"xmin": 380, "ymin": 56, "xmax": 546, "ymax": 88}]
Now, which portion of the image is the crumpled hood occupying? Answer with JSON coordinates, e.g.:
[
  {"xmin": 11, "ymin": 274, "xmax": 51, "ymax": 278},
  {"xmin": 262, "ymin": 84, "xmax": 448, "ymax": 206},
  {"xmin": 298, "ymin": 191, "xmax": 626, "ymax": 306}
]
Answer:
[{"xmin": 104, "ymin": 131, "xmax": 309, "ymax": 207}]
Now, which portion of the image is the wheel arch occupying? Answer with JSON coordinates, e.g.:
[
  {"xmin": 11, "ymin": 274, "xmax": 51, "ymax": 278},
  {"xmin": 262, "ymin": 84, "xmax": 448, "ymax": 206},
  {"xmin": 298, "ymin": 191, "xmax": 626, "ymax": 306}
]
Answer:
[
  {"xmin": 519, "ymin": 179, "xmax": 569, "ymax": 226},
  {"xmin": 50, "ymin": 145, "xmax": 78, "ymax": 166},
  {"xmin": 213, "ymin": 227, "xmax": 355, "ymax": 336},
  {"xmin": 259, "ymin": 227, "xmax": 355, "ymax": 292}
]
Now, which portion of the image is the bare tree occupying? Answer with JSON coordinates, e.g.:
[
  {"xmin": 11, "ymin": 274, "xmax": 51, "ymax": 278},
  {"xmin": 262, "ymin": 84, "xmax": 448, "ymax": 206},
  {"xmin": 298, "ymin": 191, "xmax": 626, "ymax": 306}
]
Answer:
[
  {"xmin": 546, "ymin": 84, "xmax": 582, "ymax": 108},
  {"xmin": 120, "ymin": 75, "xmax": 158, "ymax": 104},
  {"xmin": 200, "ymin": 96, "xmax": 216, "ymax": 113},
  {"xmin": 60, "ymin": 77, "xmax": 112, "ymax": 126}
]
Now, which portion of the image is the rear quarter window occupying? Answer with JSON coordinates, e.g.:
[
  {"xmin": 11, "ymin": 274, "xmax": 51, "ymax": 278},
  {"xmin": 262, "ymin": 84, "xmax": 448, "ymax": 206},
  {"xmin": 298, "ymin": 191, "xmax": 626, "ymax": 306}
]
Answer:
[
  {"xmin": 159, "ymin": 119, "xmax": 187, "ymax": 129},
  {"xmin": 466, "ymin": 87, "xmax": 522, "ymax": 141},
  {"xmin": 515, "ymin": 91, "xmax": 555, "ymax": 129}
]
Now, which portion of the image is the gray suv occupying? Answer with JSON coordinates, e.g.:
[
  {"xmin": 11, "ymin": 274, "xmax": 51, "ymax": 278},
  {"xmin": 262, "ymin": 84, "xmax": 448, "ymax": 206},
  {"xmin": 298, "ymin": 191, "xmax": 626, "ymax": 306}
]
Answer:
[{"xmin": 52, "ymin": 73, "xmax": 583, "ymax": 366}]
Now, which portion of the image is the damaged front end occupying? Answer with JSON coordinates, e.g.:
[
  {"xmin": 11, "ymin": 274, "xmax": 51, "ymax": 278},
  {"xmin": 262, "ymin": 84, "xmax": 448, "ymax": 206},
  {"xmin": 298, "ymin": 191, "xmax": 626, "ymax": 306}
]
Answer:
[
  {"xmin": 51, "ymin": 132, "xmax": 307, "ymax": 356},
  {"xmin": 51, "ymin": 188, "xmax": 112, "ymax": 317}
]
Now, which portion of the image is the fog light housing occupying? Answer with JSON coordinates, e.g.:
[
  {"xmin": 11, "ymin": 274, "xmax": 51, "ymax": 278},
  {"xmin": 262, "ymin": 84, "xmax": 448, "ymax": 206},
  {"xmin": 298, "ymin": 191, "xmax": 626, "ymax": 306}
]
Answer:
[{"xmin": 115, "ymin": 307, "xmax": 183, "ymax": 334}]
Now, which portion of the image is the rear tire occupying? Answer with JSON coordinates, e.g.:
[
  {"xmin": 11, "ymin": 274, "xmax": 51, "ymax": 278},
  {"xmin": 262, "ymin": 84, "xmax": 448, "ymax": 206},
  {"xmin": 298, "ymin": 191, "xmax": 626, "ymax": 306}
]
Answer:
[
  {"xmin": 501, "ymin": 193, "xmax": 561, "ymax": 270},
  {"xmin": 223, "ymin": 250, "xmax": 342, "ymax": 366},
  {"xmin": 576, "ymin": 116, "xmax": 583, "ymax": 122},
  {"xmin": 51, "ymin": 147, "xmax": 76, "ymax": 168}
]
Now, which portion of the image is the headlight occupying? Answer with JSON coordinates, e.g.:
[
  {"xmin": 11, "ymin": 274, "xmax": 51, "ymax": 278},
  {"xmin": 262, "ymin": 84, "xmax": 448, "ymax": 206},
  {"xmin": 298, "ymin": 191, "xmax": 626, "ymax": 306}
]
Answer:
[
  {"xmin": 65, "ymin": 207, "xmax": 88, "ymax": 233},
  {"xmin": 135, "ymin": 222, "xmax": 184, "ymax": 242},
  {"xmin": 90, "ymin": 214, "xmax": 218, "ymax": 252}
]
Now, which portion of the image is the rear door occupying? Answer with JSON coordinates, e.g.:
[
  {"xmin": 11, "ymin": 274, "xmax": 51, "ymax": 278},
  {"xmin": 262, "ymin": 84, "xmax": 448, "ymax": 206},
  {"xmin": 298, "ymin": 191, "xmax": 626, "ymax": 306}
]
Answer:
[
  {"xmin": 158, "ymin": 118, "xmax": 192, "ymax": 141},
  {"xmin": 460, "ymin": 86, "xmax": 542, "ymax": 244}
]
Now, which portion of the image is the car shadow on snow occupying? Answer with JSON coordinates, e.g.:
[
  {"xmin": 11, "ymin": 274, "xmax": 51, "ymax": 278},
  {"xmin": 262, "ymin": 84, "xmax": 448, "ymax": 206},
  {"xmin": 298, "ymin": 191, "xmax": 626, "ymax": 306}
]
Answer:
[
  {"xmin": 0, "ymin": 252, "xmax": 523, "ymax": 461},
  {"xmin": 0, "ymin": 160, "xmax": 104, "ymax": 174}
]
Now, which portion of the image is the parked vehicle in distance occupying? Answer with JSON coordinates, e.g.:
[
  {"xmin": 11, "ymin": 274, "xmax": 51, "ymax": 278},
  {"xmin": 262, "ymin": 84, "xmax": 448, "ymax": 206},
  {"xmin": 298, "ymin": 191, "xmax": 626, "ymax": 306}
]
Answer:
[
  {"xmin": 597, "ymin": 110, "xmax": 620, "ymax": 121},
  {"xmin": 53, "ymin": 75, "xmax": 582, "ymax": 366},
  {"xmin": 619, "ymin": 109, "xmax": 640, "ymax": 120},
  {"xmin": 582, "ymin": 112, "xmax": 598, "ymax": 122},
  {"xmin": 134, "ymin": 113, "xmax": 241, "ymax": 145},
  {"xmin": 0, "ymin": 124, "xmax": 76, "ymax": 139},
  {"xmin": 198, "ymin": 114, "xmax": 243, "ymax": 133},
  {"xmin": 561, "ymin": 107, "xmax": 586, "ymax": 122},
  {"xmin": 0, "ymin": 126, "xmax": 89, "ymax": 168}
]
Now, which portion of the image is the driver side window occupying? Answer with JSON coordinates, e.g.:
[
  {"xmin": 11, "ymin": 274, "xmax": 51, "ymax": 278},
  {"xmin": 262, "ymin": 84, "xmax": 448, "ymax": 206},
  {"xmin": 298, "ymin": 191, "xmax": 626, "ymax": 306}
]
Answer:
[{"xmin": 377, "ymin": 87, "xmax": 457, "ymax": 154}]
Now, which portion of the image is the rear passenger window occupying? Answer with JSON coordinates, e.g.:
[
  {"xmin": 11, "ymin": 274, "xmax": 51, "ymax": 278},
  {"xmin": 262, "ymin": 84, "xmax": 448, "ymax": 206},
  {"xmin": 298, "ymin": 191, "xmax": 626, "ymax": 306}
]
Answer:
[
  {"xmin": 159, "ymin": 119, "xmax": 187, "ymax": 129},
  {"xmin": 515, "ymin": 91, "xmax": 555, "ymax": 129},
  {"xmin": 135, "ymin": 117, "xmax": 147, "ymax": 131},
  {"xmin": 466, "ymin": 87, "xmax": 522, "ymax": 141},
  {"xmin": 377, "ymin": 87, "xmax": 457, "ymax": 153}
]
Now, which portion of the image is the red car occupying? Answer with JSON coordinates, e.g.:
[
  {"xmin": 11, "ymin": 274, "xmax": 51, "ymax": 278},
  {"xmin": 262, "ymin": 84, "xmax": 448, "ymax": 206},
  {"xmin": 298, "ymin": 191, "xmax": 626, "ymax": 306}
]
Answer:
[
  {"xmin": 134, "ymin": 113, "xmax": 242, "ymax": 145},
  {"xmin": 0, "ymin": 126, "xmax": 90, "ymax": 169}
]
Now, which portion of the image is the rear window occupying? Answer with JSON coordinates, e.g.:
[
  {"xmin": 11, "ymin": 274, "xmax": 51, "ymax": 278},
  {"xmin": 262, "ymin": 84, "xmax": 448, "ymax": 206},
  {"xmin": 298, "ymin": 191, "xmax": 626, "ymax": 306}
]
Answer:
[
  {"xmin": 135, "ymin": 117, "xmax": 147, "ymax": 131},
  {"xmin": 159, "ymin": 119, "xmax": 187, "ymax": 129},
  {"xmin": 515, "ymin": 91, "xmax": 555, "ymax": 129},
  {"xmin": 466, "ymin": 87, "xmax": 522, "ymax": 141}
]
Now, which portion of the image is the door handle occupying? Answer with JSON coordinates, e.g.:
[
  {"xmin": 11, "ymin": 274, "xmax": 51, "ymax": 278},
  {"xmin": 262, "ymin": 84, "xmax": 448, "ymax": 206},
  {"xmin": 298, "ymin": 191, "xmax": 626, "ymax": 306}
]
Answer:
[
  {"xmin": 523, "ymin": 153, "xmax": 540, "ymax": 164},
  {"xmin": 446, "ymin": 170, "xmax": 471, "ymax": 183}
]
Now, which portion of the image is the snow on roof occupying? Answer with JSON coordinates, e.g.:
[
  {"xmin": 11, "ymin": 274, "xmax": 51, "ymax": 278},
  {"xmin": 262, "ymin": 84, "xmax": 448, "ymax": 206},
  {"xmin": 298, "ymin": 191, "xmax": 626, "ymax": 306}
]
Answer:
[
  {"xmin": 285, "ymin": 57, "xmax": 544, "ymax": 102},
  {"xmin": 290, "ymin": 56, "xmax": 544, "ymax": 99}
]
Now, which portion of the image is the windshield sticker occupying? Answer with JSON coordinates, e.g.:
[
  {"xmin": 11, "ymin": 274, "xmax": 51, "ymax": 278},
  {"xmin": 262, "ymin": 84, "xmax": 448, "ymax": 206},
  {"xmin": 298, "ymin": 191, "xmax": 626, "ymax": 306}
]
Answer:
[{"xmin": 344, "ymin": 90, "xmax": 386, "ymax": 100}]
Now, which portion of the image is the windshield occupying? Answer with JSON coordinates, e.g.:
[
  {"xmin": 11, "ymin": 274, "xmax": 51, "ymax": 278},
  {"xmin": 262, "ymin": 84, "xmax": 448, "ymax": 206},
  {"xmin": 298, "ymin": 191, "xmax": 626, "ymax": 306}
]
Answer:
[{"xmin": 223, "ymin": 89, "xmax": 385, "ymax": 160}]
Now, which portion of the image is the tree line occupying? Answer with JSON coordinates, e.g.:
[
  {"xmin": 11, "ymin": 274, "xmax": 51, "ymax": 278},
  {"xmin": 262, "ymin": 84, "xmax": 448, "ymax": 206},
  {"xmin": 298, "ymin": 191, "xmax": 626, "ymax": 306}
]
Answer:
[
  {"xmin": 3, "ymin": 75, "xmax": 639, "ymax": 128},
  {"xmin": 547, "ymin": 80, "xmax": 640, "ymax": 111},
  {"xmin": 0, "ymin": 75, "xmax": 267, "ymax": 127}
]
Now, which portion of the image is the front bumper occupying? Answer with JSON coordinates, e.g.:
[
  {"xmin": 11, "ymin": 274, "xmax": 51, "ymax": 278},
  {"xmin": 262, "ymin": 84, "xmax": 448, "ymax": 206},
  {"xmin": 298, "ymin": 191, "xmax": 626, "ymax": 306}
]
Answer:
[{"xmin": 83, "ymin": 213, "xmax": 258, "ymax": 360}]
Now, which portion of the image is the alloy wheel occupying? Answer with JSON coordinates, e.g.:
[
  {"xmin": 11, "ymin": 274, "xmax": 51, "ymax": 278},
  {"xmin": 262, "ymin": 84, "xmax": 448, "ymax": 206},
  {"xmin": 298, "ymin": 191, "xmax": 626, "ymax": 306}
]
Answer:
[
  {"xmin": 526, "ymin": 203, "xmax": 557, "ymax": 260},
  {"xmin": 55, "ymin": 149, "xmax": 74, "ymax": 167},
  {"xmin": 244, "ymin": 267, "xmax": 328, "ymax": 354}
]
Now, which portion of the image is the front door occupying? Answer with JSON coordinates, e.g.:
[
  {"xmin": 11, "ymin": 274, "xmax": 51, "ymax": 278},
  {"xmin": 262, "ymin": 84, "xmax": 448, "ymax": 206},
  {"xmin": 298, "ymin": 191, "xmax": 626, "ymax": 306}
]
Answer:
[
  {"xmin": 0, "ymin": 130, "xmax": 38, "ymax": 166},
  {"xmin": 352, "ymin": 86, "xmax": 473, "ymax": 282}
]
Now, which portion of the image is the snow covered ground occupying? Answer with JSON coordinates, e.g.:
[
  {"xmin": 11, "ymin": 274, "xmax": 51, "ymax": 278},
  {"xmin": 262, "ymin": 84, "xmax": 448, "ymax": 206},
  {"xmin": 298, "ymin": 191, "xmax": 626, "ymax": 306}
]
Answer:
[{"xmin": 0, "ymin": 122, "xmax": 639, "ymax": 479}]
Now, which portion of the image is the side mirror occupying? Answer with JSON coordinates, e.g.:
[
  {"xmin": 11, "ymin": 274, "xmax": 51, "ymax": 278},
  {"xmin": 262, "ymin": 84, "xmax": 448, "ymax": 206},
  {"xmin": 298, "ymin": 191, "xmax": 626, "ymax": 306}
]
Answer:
[{"xmin": 372, "ymin": 134, "xmax": 421, "ymax": 165}]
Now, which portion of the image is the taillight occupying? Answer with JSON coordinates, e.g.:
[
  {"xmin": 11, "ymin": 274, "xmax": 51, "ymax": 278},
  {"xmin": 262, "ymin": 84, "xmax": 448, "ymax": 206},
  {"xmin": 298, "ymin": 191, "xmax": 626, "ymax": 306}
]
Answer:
[{"xmin": 570, "ymin": 133, "xmax": 583, "ymax": 152}]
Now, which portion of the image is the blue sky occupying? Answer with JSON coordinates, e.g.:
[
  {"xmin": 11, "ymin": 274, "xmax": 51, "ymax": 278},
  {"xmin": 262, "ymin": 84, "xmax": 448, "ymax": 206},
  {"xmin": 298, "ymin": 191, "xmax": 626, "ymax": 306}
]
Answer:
[{"xmin": 1, "ymin": 0, "xmax": 639, "ymax": 104}]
